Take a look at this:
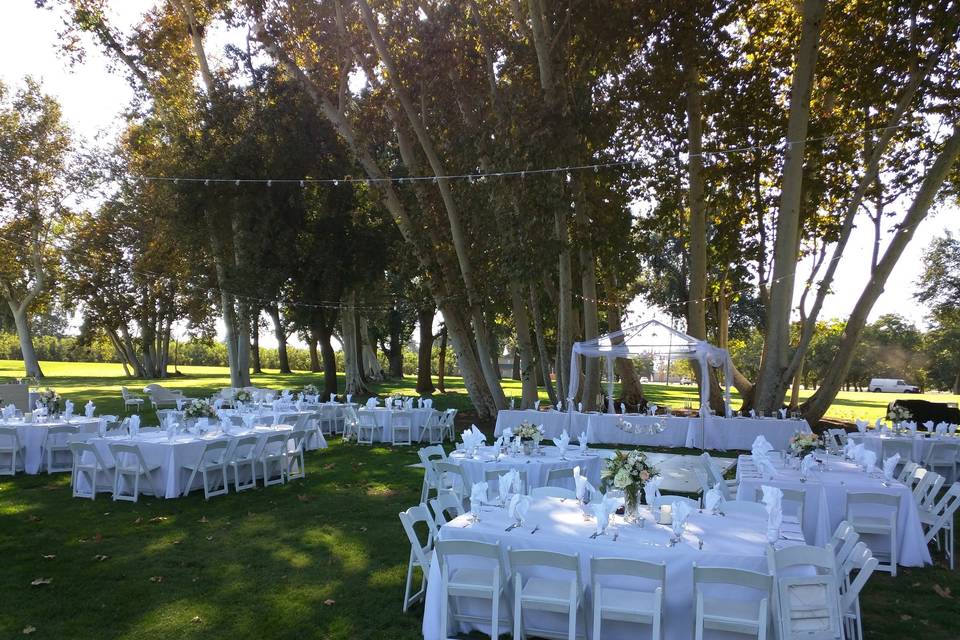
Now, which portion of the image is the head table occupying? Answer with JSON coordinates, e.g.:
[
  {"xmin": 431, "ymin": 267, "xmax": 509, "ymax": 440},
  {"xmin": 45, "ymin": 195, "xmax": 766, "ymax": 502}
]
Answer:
[
  {"xmin": 1, "ymin": 416, "xmax": 101, "ymax": 474},
  {"xmin": 846, "ymin": 431, "xmax": 956, "ymax": 465},
  {"xmin": 422, "ymin": 496, "xmax": 805, "ymax": 640},
  {"xmin": 447, "ymin": 445, "xmax": 610, "ymax": 492},
  {"xmin": 736, "ymin": 453, "xmax": 930, "ymax": 567}
]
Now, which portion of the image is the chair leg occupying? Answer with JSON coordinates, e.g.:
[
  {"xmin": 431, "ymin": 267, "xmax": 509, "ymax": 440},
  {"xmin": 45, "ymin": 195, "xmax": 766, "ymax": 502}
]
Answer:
[
  {"xmin": 513, "ymin": 579, "xmax": 522, "ymax": 640},
  {"xmin": 402, "ymin": 550, "xmax": 414, "ymax": 613},
  {"xmin": 492, "ymin": 588, "xmax": 500, "ymax": 640}
]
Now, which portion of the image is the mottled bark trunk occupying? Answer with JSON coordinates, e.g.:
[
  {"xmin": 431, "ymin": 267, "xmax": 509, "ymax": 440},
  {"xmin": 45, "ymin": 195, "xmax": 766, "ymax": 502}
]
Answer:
[
  {"xmin": 268, "ymin": 305, "xmax": 291, "ymax": 374},
  {"xmin": 530, "ymin": 287, "xmax": 558, "ymax": 404},
  {"xmin": 510, "ymin": 280, "xmax": 539, "ymax": 408},
  {"xmin": 317, "ymin": 323, "xmax": 338, "ymax": 397},
  {"xmin": 416, "ymin": 307, "xmax": 436, "ymax": 394},
  {"xmin": 437, "ymin": 325, "xmax": 448, "ymax": 393}
]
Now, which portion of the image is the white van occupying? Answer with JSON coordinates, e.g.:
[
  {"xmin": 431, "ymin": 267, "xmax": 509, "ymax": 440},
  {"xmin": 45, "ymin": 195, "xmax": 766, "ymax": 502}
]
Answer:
[{"xmin": 868, "ymin": 378, "xmax": 920, "ymax": 393}]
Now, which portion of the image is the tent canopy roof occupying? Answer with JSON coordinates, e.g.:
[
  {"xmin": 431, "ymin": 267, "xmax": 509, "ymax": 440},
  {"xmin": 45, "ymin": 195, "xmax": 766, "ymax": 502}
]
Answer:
[{"xmin": 572, "ymin": 319, "xmax": 707, "ymax": 359}]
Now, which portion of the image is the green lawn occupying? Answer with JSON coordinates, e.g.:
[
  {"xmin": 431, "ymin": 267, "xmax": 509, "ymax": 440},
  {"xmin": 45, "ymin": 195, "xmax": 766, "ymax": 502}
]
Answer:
[{"xmin": 0, "ymin": 360, "xmax": 958, "ymax": 639}]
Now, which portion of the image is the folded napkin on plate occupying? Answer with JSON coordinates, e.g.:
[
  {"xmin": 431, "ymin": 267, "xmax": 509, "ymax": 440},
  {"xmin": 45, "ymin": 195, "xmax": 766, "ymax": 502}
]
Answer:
[
  {"xmin": 553, "ymin": 430, "xmax": 570, "ymax": 456},
  {"xmin": 470, "ymin": 424, "xmax": 487, "ymax": 445},
  {"xmin": 556, "ymin": 399, "xmax": 563, "ymax": 412},
  {"xmin": 346, "ymin": 394, "xmax": 353, "ymax": 403},
  {"xmin": 923, "ymin": 420, "xmax": 935, "ymax": 431},
  {"xmin": 779, "ymin": 408, "xmax": 787, "ymax": 419},
  {"xmin": 645, "ymin": 475, "xmax": 663, "ymax": 502},
  {"xmin": 578, "ymin": 402, "xmax": 583, "ymax": 413},
  {"xmin": 875, "ymin": 417, "xmax": 884, "ymax": 430},
  {"xmin": 935, "ymin": 422, "xmax": 948, "ymax": 435},
  {"xmin": 281, "ymin": 389, "xmax": 292, "ymax": 399},
  {"xmin": 862, "ymin": 450, "xmax": 877, "ymax": 473},
  {"xmin": 176, "ymin": 398, "xmax": 185, "ymax": 411},
  {"xmin": 754, "ymin": 452, "xmax": 778, "ymax": 477},
  {"xmin": 855, "ymin": 419, "xmax": 868, "ymax": 433},
  {"xmin": 648, "ymin": 403, "xmax": 658, "ymax": 416},
  {"xmin": 883, "ymin": 453, "xmax": 900, "ymax": 481},
  {"xmin": 366, "ymin": 398, "xmax": 378, "ymax": 409},
  {"xmin": 492, "ymin": 435, "xmax": 504, "ymax": 450},
  {"xmin": 578, "ymin": 432, "xmax": 588, "ymax": 454},
  {"xmin": 851, "ymin": 443, "xmax": 866, "ymax": 465},
  {"xmin": 767, "ymin": 505, "xmax": 783, "ymax": 543},
  {"xmin": 592, "ymin": 493, "xmax": 621, "ymax": 534},
  {"xmin": 128, "ymin": 414, "xmax": 140, "ymax": 437},
  {"xmin": 425, "ymin": 399, "xmax": 432, "ymax": 408},
  {"xmin": 752, "ymin": 435, "xmax": 774, "ymax": 456},
  {"xmin": 534, "ymin": 400, "xmax": 541, "ymax": 410},
  {"xmin": 329, "ymin": 393, "xmax": 336, "ymax": 403},
  {"xmin": 509, "ymin": 398, "xmax": 515, "ymax": 409},
  {"xmin": 761, "ymin": 484, "xmax": 783, "ymax": 513},
  {"xmin": 800, "ymin": 453, "xmax": 815, "ymax": 477},
  {"xmin": 671, "ymin": 500, "xmax": 693, "ymax": 537},
  {"xmin": 704, "ymin": 487, "xmax": 724, "ymax": 512},
  {"xmin": 843, "ymin": 440, "xmax": 855, "ymax": 459},
  {"xmin": 499, "ymin": 470, "xmax": 519, "ymax": 503},
  {"xmin": 469, "ymin": 482, "xmax": 488, "ymax": 510},
  {"xmin": 905, "ymin": 421, "xmax": 917, "ymax": 435},
  {"xmin": 573, "ymin": 466, "xmax": 594, "ymax": 502},
  {"xmin": 84, "ymin": 400, "xmax": 95, "ymax": 418},
  {"xmin": 749, "ymin": 409, "xmax": 757, "ymax": 418},
  {"xmin": 620, "ymin": 402, "xmax": 626, "ymax": 414},
  {"xmin": 64, "ymin": 400, "xmax": 74, "ymax": 417},
  {"xmin": 508, "ymin": 493, "xmax": 530, "ymax": 525},
  {"xmin": 213, "ymin": 398, "xmax": 223, "ymax": 410},
  {"xmin": 502, "ymin": 427, "xmax": 513, "ymax": 440}
]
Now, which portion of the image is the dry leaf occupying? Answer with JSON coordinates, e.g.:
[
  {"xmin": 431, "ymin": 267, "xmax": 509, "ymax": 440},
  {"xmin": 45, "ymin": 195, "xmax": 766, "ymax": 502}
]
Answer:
[
  {"xmin": 172, "ymin": 540, "xmax": 182, "ymax": 545},
  {"xmin": 900, "ymin": 614, "xmax": 912, "ymax": 621},
  {"xmin": 205, "ymin": 536, "xmax": 213, "ymax": 541},
  {"xmin": 30, "ymin": 578, "xmax": 52, "ymax": 586},
  {"xmin": 149, "ymin": 576, "xmax": 163, "ymax": 583},
  {"xmin": 323, "ymin": 463, "xmax": 335, "ymax": 470},
  {"xmin": 149, "ymin": 516, "xmax": 167, "ymax": 523},
  {"xmin": 22, "ymin": 626, "xmax": 36, "ymax": 635},
  {"xmin": 133, "ymin": 516, "xmax": 143, "ymax": 524},
  {"xmin": 933, "ymin": 584, "xmax": 952, "ymax": 599},
  {"xmin": 359, "ymin": 526, "xmax": 368, "ymax": 532},
  {"xmin": 323, "ymin": 599, "xmax": 336, "ymax": 606},
  {"xmin": 94, "ymin": 555, "xmax": 109, "ymax": 562},
  {"xmin": 191, "ymin": 616, "xmax": 202, "ymax": 624},
  {"xmin": 297, "ymin": 494, "xmax": 310, "ymax": 503},
  {"xmin": 28, "ymin": 515, "xmax": 41, "ymax": 523},
  {"xmin": 42, "ymin": 554, "xmax": 56, "ymax": 560},
  {"xmin": 199, "ymin": 516, "xmax": 209, "ymax": 523},
  {"xmin": 94, "ymin": 533, "xmax": 103, "ymax": 544}
]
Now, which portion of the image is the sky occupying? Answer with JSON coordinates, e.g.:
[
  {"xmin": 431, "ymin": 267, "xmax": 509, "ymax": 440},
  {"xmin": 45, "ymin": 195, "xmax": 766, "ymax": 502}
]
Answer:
[{"xmin": 1, "ymin": 0, "xmax": 956, "ymax": 348}]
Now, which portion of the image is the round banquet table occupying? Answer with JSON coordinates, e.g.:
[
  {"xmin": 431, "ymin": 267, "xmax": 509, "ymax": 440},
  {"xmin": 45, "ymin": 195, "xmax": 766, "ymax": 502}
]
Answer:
[
  {"xmin": 422, "ymin": 496, "xmax": 805, "ymax": 640},
  {"xmin": 447, "ymin": 445, "xmax": 609, "ymax": 492},
  {"xmin": 1, "ymin": 417, "xmax": 100, "ymax": 474},
  {"xmin": 736, "ymin": 454, "xmax": 930, "ymax": 567}
]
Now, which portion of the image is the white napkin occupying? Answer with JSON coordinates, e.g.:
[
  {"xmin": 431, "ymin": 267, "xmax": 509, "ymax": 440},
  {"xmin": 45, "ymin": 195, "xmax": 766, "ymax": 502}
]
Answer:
[
  {"xmin": 508, "ymin": 493, "xmax": 530, "ymax": 525},
  {"xmin": 704, "ymin": 487, "xmax": 724, "ymax": 512},
  {"xmin": 883, "ymin": 453, "xmax": 900, "ymax": 481},
  {"xmin": 83, "ymin": 401, "xmax": 95, "ymax": 418},
  {"xmin": 98, "ymin": 416, "xmax": 107, "ymax": 436},
  {"xmin": 935, "ymin": 422, "xmax": 948, "ymax": 435},
  {"xmin": 767, "ymin": 505, "xmax": 783, "ymax": 543},
  {"xmin": 578, "ymin": 402, "xmax": 583, "ymax": 412},
  {"xmin": 502, "ymin": 427, "xmax": 513, "ymax": 440},
  {"xmin": 213, "ymin": 398, "xmax": 223, "ymax": 410},
  {"xmin": 64, "ymin": 400, "xmax": 74, "ymax": 417},
  {"xmin": 905, "ymin": 421, "xmax": 917, "ymax": 435},
  {"xmin": 671, "ymin": 500, "xmax": 693, "ymax": 537},
  {"xmin": 509, "ymin": 398, "xmax": 515, "ymax": 409},
  {"xmin": 556, "ymin": 399, "xmax": 563, "ymax": 412},
  {"xmin": 620, "ymin": 402, "xmax": 626, "ymax": 414},
  {"xmin": 553, "ymin": 429, "xmax": 570, "ymax": 457},
  {"xmin": 592, "ymin": 493, "xmax": 621, "ymax": 534},
  {"xmin": 851, "ymin": 443, "xmax": 866, "ymax": 465},
  {"xmin": 751, "ymin": 435, "xmax": 774, "ymax": 456},
  {"xmin": 128, "ymin": 414, "xmax": 140, "ymax": 437},
  {"xmin": 800, "ymin": 453, "xmax": 815, "ymax": 477},
  {"xmin": 366, "ymin": 397, "xmax": 377, "ymax": 409},
  {"xmin": 855, "ymin": 419, "xmax": 867, "ymax": 433},
  {"xmin": 648, "ymin": 403, "xmax": 658, "ymax": 416},
  {"xmin": 761, "ymin": 485, "xmax": 783, "ymax": 513},
  {"xmin": 166, "ymin": 419, "xmax": 176, "ymax": 441},
  {"xmin": 862, "ymin": 450, "xmax": 877, "ymax": 473},
  {"xmin": 573, "ymin": 466, "xmax": 593, "ymax": 501},
  {"xmin": 346, "ymin": 394, "xmax": 353, "ymax": 403},
  {"xmin": 875, "ymin": 417, "xmax": 884, "ymax": 430},
  {"xmin": 578, "ymin": 432, "xmax": 588, "ymax": 454},
  {"xmin": 469, "ymin": 482, "xmax": 488, "ymax": 511},
  {"xmin": 492, "ymin": 435, "xmax": 504, "ymax": 451},
  {"xmin": 779, "ymin": 408, "xmax": 787, "ymax": 419},
  {"xmin": 328, "ymin": 393, "xmax": 336, "ymax": 402},
  {"xmin": 645, "ymin": 475, "xmax": 663, "ymax": 502},
  {"xmin": 923, "ymin": 420, "xmax": 934, "ymax": 431},
  {"xmin": 534, "ymin": 400, "xmax": 540, "ymax": 410},
  {"xmin": 498, "ymin": 470, "xmax": 518, "ymax": 503},
  {"xmin": 749, "ymin": 409, "xmax": 757, "ymax": 418},
  {"xmin": 470, "ymin": 424, "xmax": 487, "ymax": 446}
]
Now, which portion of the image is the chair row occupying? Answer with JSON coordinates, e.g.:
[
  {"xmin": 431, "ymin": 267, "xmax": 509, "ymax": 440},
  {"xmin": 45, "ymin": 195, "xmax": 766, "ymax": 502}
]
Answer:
[
  {"xmin": 346, "ymin": 408, "xmax": 457, "ymax": 446},
  {"xmin": 402, "ymin": 500, "xmax": 880, "ymax": 640}
]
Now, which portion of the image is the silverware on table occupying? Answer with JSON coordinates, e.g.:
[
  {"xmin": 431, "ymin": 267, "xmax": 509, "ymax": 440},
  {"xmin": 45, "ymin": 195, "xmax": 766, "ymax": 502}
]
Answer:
[{"xmin": 530, "ymin": 525, "xmax": 540, "ymax": 534}]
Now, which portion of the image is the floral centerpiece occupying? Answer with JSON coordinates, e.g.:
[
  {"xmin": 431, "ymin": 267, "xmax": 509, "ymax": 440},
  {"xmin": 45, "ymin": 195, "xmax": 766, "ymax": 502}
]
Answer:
[
  {"xmin": 515, "ymin": 421, "xmax": 544, "ymax": 443},
  {"xmin": 184, "ymin": 398, "xmax": 217, "ymax": 420},
  {"xmin": 600, "ymin": 449, "xmax": 657, "ymax": 516},
  {"xmin": 789, "ymin": 431, "xmax": 820, "ymax": 458},
  {"xmin": 886, "ymin": 405, "xmax": 912, "ymax": 427},
  {"xmin": 36, "ymin": 388, "xmax": 60, "ymax": 413},
  {"xmin": 303, "ymin": 384, "xmax": 319, "ymax": 397},
  {"xmin": 234, "ymin": 389, "xmax": 252, "ymax": 404}
]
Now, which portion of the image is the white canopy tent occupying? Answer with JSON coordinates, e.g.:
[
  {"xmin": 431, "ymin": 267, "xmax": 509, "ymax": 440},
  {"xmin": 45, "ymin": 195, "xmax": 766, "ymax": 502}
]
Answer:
[{"xmin": 567, "ymin": 319, "xmax": 733, "ymax": 416}]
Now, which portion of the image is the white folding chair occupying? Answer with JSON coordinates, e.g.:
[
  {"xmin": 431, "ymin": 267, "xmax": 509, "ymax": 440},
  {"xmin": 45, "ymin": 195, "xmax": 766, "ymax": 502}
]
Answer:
[
  {"xmin": 341, "ymin": 405, "xmax": 359, "ymax": 439},
  {"xmin": 845, "ymin": 492, "xmax": 900, "ymax": 576},
  {"xmin": 693, "ymin": 565, "xmax": 771, "ymax": 640},
  {"xmin": 839, "ymin": 543, "xmax": 879, "ymax": 640},
  {"xmin": 418, "ymin": 445, "xmax": 449, "ymax": 502},
  {"xmin": 259, "ymin": 432, "xmax": 288, "ymax": 486},
  {"xmin": 436, "ymin": 539, "xmax": 510, "ymax": 638},
  {"xmin": 920, "ymin": 482, "xmax": 960, "ymax": 569},
  {"xmin": 828, "ymin": 521, "xmax": 861, "ymax": 576},
  {"xmin": 755, "ymin": 486, "xmax": 806, "ymax": 529},
  {"xmin": 0, "ymin": 426, "xmax": 23, "ymax": 475},
  {"xmin": 418, "ymin": 410, "xmax": 445, "ymax": 444},
  {"xmin": 693, "ymin": 467, "xmax": 713, "ymax": 501},
  {"xmin": 429, "ymin": 491, "xmax": 465, "ymax": 528},
  {"xmin": 485, "ymin": 468, "xmax": 529, "ymax": 500},
  {"xmin": 767, "ymin": 544, "xmax": 843, "ymax": 640},
  {"xmin": 227, "ymin": 435, "xmax": 260, "ymax": 492},
  {"xmin": 69, "ymin": 441, "xmax": 114, "ymax": 499},
  {"xmin": 881, "ymin": 439, "xmax": 915, "ymax": 468},
  {"xmin": 43, "ymin": 425, "xmax": 78, "ymax": 473},
  {"xmin": 592, "ymin": 557, "xmax": 665, "ymax": 640},
  {"xmin": 317, "ymin": 405, "xmax": 335, "ymax": 436},
  {"xmin": 546, "ymin": 466, "xmax": 576, "ymax": 489},
  {"xmin": 399, "ymin": 504, "xmax": 436, "ymax": 612},
  {"xmin": 897, "ymin": 461, "xmax": 919, "ymax": 484},
  {"xmin": 435, "ymin": 460, "xmax": 472, "ymax": 507},
  {"xmin": 924, "ymin": 441, "xmax": 960, "ymax": 484},
  {"xmin": 701, "ymin": 452, "xmax": 737, "ymax": 500},
  {"xmin": 510, "ymin": 548, "xmax": 583, "ymax": 640},
  {"xmin": 108, "ymin": 443, "xmax": 161, "ymax": 502},
  {"xmin": 356, "ymin": 409, "xmax": 383, "ymax": 444},
  {"xmin": 917, "ymin": 471, "xmax": 945, "ymax": 512},
  {"xmin": 285, "ymin": 429, "xmax": 307, "ymax": 481},
  {"xmin": 181, "ymin": 439, "xmax": 229, "ymax": 499},
  {"xmin": 531, "ymin": 486, "xmax": 576, "ymax": 499},
  {"xmin": 439, "ymin": 408, "xmax": 458, "ymax": 442},
  {"xmin": 392, "ymin": 410, "xmax": 413, "ymax": 446}
]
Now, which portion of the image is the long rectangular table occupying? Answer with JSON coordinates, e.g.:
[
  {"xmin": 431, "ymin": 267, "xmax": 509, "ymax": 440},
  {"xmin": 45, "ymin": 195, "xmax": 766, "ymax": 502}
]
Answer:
[{"xmin": 1, "ymin": 417, "xmax": 101, "ymax": 474}]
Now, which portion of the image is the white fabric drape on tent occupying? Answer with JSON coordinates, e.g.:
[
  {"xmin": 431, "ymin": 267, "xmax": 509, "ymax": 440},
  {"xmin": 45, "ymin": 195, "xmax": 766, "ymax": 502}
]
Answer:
[{"xmin": 567, "ymin": 319, "xmax": 733, "ymax": 417}]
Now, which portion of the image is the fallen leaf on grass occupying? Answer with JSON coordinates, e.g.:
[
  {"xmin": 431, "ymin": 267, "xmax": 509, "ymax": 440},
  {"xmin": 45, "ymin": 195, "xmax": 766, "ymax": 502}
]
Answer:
[
  {"xmin": 900, "ymin": 614, "xmax": 912, "ymax": 621},
  {"xmin": 22, "ymin": 626, "xmax": 35, "ymax": 635},
  {"xmin": 933, "ymin": 584, "xmax": 952, "ymax": 599},
  {"xmin": 149, "ymin": 516, "xmax": 167, "ymax": 523},
  {"xmin": 42, "ymin": 554, "xmax": 56, "ymax": 560},
  {"xmin": 323, "ymin": 599, "xmax": 335, "ymax": 606},
  {"xmin": 133, "ymin": 516, "xmax": 143, "ymax": 524},
  {"xmin": 191, "ymin": 616, "xmax": 202, "ymax": 624},
  {"xmin": 172, "ymin": 540, "xmax": 182, "ymax": 545},
  {"xmin": 94, "ymin": 533, "xmax": 103, "ymax": 544},
  {"xmin": 30, "ymin": 578, "xmax": 52, "ymax": 586},
  {"xmin": 323, "ymin": 463, "xmax": 335, "ymax": 470},
  {"xmin": 149, "ymin": 576, "xmax": 163, "ymax": 583},
  {"xmin": 199, "ymin": 516, "xmax": 209, "ymax": 523},
  {"xmin": 359, "ymin": 526, "xmax": 368, "ymax": 532},
  {"xmin": 297, "ymin": 494, "xmax": 310, "ymax": 503},
  {"xmin": 28, "ymin": 515, "xmax": 41, "ymax": 523},
  {"xmin": 205, "ymin": 536, "xmax": 213, "ymax": 541},
  {"xmin": 94, "ymin": 555, "xmax": 109, "ymax": 562}
]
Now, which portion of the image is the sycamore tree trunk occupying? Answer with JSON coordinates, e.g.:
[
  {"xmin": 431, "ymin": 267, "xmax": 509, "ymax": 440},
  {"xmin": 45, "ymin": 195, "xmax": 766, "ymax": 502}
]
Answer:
[
  {"xmin": 341, "ymin": 291, "xmax": 368, "ymax": 396},
  {"xmin": 437, "ymin": 325, "xmax": 447, "ymax": 393},
  {"xmin": 386, "ymin": 307, "xmax": 404, "ymax": 379},
  {"xmin": 416, "ymin": 307, "xmax": 436, "ymax": 394},
  {"xmin": 316, "ymin": 322, "xmax": 338, "ymax": 397},
  {"xmin": 360, "ymin": 316, "xmax": 385, "ymax": 382},
  {"xmin": 754, "ymin": 0, "xmax": 826, "ymax": 411},
  {"xmin": 10, "ymin": 304, "xmax": 43, "ymax": 378},
  {"xmin": 802, "ymin": 125, "xmax": 960, "ymax": 423},
  {"xmin": 251, "ymin": 319, "xmax": 263, "ymax": 374},
  {"xmin": 510, "ymin": 281, "xmax": 540, "ymax": 408},
  {"xmin": 308, "ymin": 333, "xmax": 321, "ymax": 373},
  {"xmin": 555, "ymin": 210, "xmax": 574, "ymax": 402},
  {"xmin": 605, "ymin": 274, "xmax": 644, "ymax": 407},
  {"xmin": 268, "ymin": 305, "xmax": 291, "ymax": 374},
  {"xmin": 529, "ymin": 287, "xmax": 558, "ymax": 404},
  {"xmin": 575, "ymin": 180, "xmax": 601, "ymax": 410}
]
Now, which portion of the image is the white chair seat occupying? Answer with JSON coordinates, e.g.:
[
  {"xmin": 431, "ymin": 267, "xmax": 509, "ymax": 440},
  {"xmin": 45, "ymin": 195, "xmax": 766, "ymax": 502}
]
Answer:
[
  {"xmin": 522, "ymin": 576, "xmax": 578, "ymax": 602},
  {"xmin": 597, "ymin": 586, "xmax": 658, "ymax": 619},
  {"xmin": 701, "ymin": 596, "xmax": 764, "ymax": 627},
  {"xmin": 848, "ymin": 515, "xmax": 892, "ymax": 532},
  {"xmin": 448, "ymin": 567, "xmax": 499, "ymax": 597}
]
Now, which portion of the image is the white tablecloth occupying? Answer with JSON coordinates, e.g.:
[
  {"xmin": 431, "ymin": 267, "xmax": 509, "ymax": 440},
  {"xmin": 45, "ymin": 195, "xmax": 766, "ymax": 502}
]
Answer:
[
  {"xmin": 81, "ymin": 424, "xmax": 326, "ymax": 499},
  {"xmin": 494, "ymin": 410, "xmax": 578, "ymax": 439},
  {"xmin": 586, "ymin": 414, "xmax": 694, "ymax": 448},
  {"xmin": 422, "ymin": 496, "xmax": 796, "ymax": 640},
  {"xmin": 1, "ymin": 418, "xmax": 100, "ymax": 474},
  {"xmin": 847, "ymin": 432, "xmax": 946, "ymax": 463},
  {"xmin": 694, "ymin": 416, "xmax": 810, "ymax": 451},
  {"xmin": 447, "ymin": 445, "xmax": 608, "ymax": 491},
  {"xmin": 736, "ymin": 454, "xmax": 930, "ymax": 567}
]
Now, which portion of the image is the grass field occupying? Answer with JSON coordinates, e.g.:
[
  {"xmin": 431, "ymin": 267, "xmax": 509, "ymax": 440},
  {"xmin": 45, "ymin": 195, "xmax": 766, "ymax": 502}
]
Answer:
[
  {"xmin": 1, "ymin": 360, "xmax": 956, "ymax": 425},
  {"xmin": 0, "ymin": 360, "xmax": 958, "ymax": 639}
]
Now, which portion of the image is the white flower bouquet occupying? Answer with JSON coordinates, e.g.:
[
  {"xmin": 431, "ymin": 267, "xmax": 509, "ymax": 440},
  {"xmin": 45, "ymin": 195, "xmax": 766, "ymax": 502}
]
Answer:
[
  {"xmin": 36, "ymin": 388, "xmax": 60, "ymax": 412},
  {"xmin": 600, "ymin": 449, "xmax": 657, "ymax": 514},
  {"xmin": 184, "ymin": 398, "xmax": 217, "ymax": 419},
  {"xmin": 886, "ymin": 405, "xmax": 912, "ymax": 424},
  {"xmin": 234, "ymin": 390, "xmax": 253, "ymax": 403},
  {"xmin": 514, "ymin": 421, "xmax": 544, "ymax": 443},
  {"xmin": 303, "ymin": 384, "xmax": 320, "ymax": 396},
  {"xmin": 789, "ymin": 431, "xmax": 820, "ymax": 457}
]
